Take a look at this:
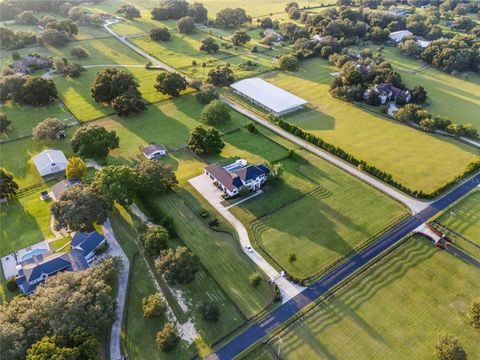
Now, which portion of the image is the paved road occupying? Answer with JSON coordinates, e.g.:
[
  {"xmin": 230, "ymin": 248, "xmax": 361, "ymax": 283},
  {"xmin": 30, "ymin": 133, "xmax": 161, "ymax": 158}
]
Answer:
[
  {"xmin": 103, "ymin": 219, "xmax": 130, "ymax": 360},
  {"xmin": 207, "ymin": 172, "xmax": 480, "ymax": 360},
  {"xmin": 221, "ymin": 97, "xmax": 430, "ymax": 215},
  {"xmin": 189, "ymin": 174, "xmax": 305, "ymax": 302},
  {"xmin": 103, "ymin": 19, "xmax": 190, "ymax": 78}
]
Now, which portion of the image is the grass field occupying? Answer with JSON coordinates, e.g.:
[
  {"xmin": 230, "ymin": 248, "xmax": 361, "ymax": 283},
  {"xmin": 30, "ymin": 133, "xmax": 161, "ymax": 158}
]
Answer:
[
  {"xmin": 256, "ymin": 58, "xmax": 478, "ymax": 193},
  {"xmin": 436, "ymin": 190, "xmax": 480, "ymax": 242},
  {"xmin": 259, "ymin": 237, "xmax": 480, "ymax": 359},
  {"xmin": 0, "ymin": 184, "xmax": 54, "ymax": 256},
  {"xmin": 0, "ymin": 134, "xmax": 74, "ymax": 188},
  {"xmin": 231, "ymin": 149, "xmax": 408, "ymax": 279},
  {"xmin": 351, "ymin": 45, "xmax": 480, "ymax": 128},
  {"xmin": 54, "ymin": 67, "xmax": 183, "ymax": 122},
  {"xmin": 0, "ymin": 100, "xmax": 76, "ymax": 141},
  {"xmin": 130, "ymin": 31, "xmax": 273, "ymax": 80}
]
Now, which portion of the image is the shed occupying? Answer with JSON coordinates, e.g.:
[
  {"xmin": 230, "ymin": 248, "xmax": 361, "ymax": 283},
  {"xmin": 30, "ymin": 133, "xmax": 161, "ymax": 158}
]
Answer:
[
  {"xmin": 143, "ymin": 144, "xmax": 167, "ymax": 159},
  {"xmin": 389, "ymin": 30, "xmax": 413, "ymax": 43}
]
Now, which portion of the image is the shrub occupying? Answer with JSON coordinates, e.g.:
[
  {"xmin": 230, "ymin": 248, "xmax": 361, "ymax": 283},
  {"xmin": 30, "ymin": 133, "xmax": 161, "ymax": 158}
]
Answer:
[
  {"xmin": 288, "ymin": 253, "xmax": 297, "ymax": 263},
  {"xmin": 6, "ymin": 277, "xmax": 18, "ymax": 291},
  {"xmin": 245, "ymin": 122, "xmax": 258, "ymax": 133},
  {"xmin": 277, "ymin": 54, "xmax": 299, "ymax": 71},
  {"xmin": 156, "ymin": 324, "xmax": 179, "ymax": 352},
  {"xmin": 201, "ymin": 99, "xmax": 231, "ymax": 125},
  {"xmin": 70, "ymin": 46, "xmax": 89, "ymax": 58},
  {"xmin": 434, "ymin": 334, "xmax": 466, "ymax": 360},
  {"xmin": 142, "ymin": 293, "xmax": 166, "ymax": 318},
  {"xmin": 198, "ymin": 301, "xmax": 220, "ymax": 322},
  {"xmin": 249, "ymin": 272, "xmax": 262, "ymax": 287},
  {"xmin": 468, "ymin": 299, "xmax": 480, "ymax": 329},
  {"xmin": 195, "ymin": 83, "xmax": 219, "ymax": 104}
]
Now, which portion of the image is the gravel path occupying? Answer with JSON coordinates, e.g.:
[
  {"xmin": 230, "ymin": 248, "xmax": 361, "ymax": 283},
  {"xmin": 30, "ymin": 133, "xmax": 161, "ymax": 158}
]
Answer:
[{"xmin": 102, "ymin": 219, "xmax": 129, "ymax": 360}]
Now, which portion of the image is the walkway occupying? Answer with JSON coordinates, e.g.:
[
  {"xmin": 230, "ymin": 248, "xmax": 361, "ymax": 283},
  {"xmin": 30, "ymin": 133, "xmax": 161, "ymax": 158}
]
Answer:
[
  {"xmin": 102, "ymin": 219, "xmax": 130, "ymax": 360},
  {"xmin": 189, "ymin": 174, "xmax": 305, "ymax": 303},
  {"xmin": 207, "ymin": 172, "xmax": 480, "ymax": 359},
  {"xmin": 221, "ymin": 96, "xmax": 430, "ymax": 215}
]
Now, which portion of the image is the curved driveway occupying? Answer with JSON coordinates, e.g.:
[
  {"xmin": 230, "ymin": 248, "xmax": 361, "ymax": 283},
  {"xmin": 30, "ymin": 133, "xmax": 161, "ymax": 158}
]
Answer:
[{"xmin": 207, "ymin": 173, "xmax": 480, "ymax": 360}]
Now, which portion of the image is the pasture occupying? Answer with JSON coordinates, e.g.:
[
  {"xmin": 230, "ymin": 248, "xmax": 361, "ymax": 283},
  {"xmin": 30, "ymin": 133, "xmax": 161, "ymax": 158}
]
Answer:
[
  {"xmin": 258, "ymin": 58, "xmax": 478, "ymax": 193},
  {"xmin": 263, "ymin": 237, "xmax": 480, "ymax": 359},
  {"xmin": 231, "ymin": 149, "xmax": 408, "ymax": 279}
]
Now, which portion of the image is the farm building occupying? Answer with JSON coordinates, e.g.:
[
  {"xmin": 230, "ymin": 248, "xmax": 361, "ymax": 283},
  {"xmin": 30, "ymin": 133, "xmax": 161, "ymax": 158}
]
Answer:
[
  {"xmin": 389, "ymin": 30, "xmax": 413, "ymax": 42},
  {"xmin": 230, "ymin": 78, "xmax": 307, "ymax": 115},
  {"xmin": 143, "ymin": 144, "xmax": 167, "ymax": 159},
  {"xmin": 205, "ymin": 159, "xmax": 269, "ymax": 197},
  {"xmin": 32, "ymin": 149, "xmax": 68, "ymax": 177}
]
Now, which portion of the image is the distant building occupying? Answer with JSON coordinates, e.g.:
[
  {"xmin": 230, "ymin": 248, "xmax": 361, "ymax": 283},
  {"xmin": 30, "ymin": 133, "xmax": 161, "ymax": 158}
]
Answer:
[
  {"xmin": 204, "ymin": 159, "xmax": 269, "ymax": 197},
  {"xmin": 143, "ymin": 144, "xmax": 167, "ymax": 159},
  {"xmin": 231, "ymin": 78, "xmax": 307, "ymax": 116},
  {"xmin": 16, "ymin": 231, "xmax": 106, "ymax": 295},
  {"xmin": 32, "ymin": 150, "xmax": 68, "ymax": 177},
  {"xmin": 417, "ymin": 39, "xmax": 431, "ymax": 48},
  {"xmin": 51, "ymin": 179, "xmax": 80, "ymax": 201},
  {"xmin": 11, "ymin": 55, "xmax": 52, "ymax": 75},
  {"xmin": 364, "ymin": 83, "xmax": 411, "ymax": 104},
  {"xmin": 263, "ymin": 28, "xmax": 283, "ymax": 42},
  {"xmin": 389, "ymin": 30, "xmax": 413, "ymax": 43}
]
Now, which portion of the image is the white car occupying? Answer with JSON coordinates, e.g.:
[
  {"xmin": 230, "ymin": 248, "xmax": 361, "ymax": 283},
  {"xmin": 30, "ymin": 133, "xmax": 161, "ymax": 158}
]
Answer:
[{"xmin": 244, "ymin": 244, "xmax": 253, "ymax": 253}]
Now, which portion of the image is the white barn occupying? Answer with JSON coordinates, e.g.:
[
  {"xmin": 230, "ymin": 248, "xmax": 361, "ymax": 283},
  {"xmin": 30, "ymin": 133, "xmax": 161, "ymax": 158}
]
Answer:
[
  {"xmin": 32, "ymin": 150, "xmax": 68, "ymax": 177},
  {"xmin": 389, "ymin": 30, "xmax": 413, "ymax": 43},
  {"xmin": 230, "ymin": 78, "xmax": 307, "ymax": 116}
]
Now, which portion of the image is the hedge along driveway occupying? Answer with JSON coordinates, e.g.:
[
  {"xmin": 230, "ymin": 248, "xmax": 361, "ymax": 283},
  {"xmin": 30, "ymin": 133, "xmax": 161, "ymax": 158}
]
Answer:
[{"xmin": 261, "ymin": 58, "xmax": 479, "ymax": 193}]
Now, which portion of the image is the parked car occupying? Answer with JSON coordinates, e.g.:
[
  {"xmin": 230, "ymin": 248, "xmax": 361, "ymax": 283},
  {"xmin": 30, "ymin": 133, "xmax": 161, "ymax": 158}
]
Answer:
[{"xmin": 244, "ymin": 244, "xmax": 253, "ymax": 253}]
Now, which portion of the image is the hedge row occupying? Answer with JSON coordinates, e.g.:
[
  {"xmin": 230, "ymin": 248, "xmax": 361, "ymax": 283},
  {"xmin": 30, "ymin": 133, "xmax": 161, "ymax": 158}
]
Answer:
[{"xmin": 276, "ymin": 119, "xmax": 480, "ymax": 199}]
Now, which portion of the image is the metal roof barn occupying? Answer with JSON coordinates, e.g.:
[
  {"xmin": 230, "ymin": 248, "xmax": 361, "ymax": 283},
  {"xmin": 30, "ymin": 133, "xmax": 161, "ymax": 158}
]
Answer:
[{"xmin": 230, "ymin": 78, "xmax": 307, "ymax": 115}]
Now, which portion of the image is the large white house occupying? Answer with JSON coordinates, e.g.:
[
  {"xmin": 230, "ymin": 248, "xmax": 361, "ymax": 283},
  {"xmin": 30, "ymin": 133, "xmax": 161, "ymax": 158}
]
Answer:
[
  {"xmin": 230, "ymin": 78, "xmax": 307, "ymax": 115},
  {"xmin": 204, "ymin": 159, "xmax": 270, "ymax": 197},
  {"xmin": 32, "ymin": 149, "xmax": 68, "ymax": 177}
]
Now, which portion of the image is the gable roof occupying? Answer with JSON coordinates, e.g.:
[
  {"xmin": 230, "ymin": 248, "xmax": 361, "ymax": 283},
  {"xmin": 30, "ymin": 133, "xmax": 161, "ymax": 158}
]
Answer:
[
  {"xmin": 32, "ymin": 150, "xmax": 68, "ymax": 174},
  {"xmin": 205, "ymin": 163, "xmax": 238, "ymax": 192},
  {"xmin": 51, "ymin": 179, "xmax": 80, "ymax": 201},
  {"xmin": 231, "ymin": 78, "xmax": 307, "ymax": 114},
  {"xmin": 71, "ymin": 231, "xmax": 105, "ymax": 256},
  {"xmin": 233, "ymin": 165, "xmax": 267, "ymax": 182},
  {"xmin": 143, "ymin": 144, "xmax": 166, "ymax": 156},
  {"xmin": 22, "ymin": 253, "xmax": 72, "ymax": 283}
]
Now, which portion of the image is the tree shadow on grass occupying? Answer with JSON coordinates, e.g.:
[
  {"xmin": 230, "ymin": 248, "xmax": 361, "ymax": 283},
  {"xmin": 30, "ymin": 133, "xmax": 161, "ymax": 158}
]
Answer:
[{"xmin": 276, "ymin": 239, "xmax": 435, "ymax": 356}]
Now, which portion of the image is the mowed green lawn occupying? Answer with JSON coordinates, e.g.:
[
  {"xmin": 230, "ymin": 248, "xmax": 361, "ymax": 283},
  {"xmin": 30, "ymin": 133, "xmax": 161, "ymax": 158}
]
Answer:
[
  {"xmin": 0, "ymin": 134, "xmax": 74, "ymax": 188},
  {"xmin": 232, "ymin": 150, "xmax": 408, "ymax": 279},
  {"xmin": 54, "ymin": 67, "xmax": 183, "ymax": 121},
  {"xmin": 437, "ymin": 190, "xmax": 480, "ymax": 241},
  {"xmin": 260, "ymin": 58, "xmax": 478, "ymax": 193},
  {"xmin": 264, "ymin": 237, "xmax": 480, "ymax": 359},
  {"xmin": 0, "ymin": 185, "xmax": 54, "ymax": 256},
  {"xmin": 0, "ymin": 101, "xmax": 76, "ymax": 141},
  {"xmin": 363, "ymin": 46, "xmax": 480, "ymax": 128}
]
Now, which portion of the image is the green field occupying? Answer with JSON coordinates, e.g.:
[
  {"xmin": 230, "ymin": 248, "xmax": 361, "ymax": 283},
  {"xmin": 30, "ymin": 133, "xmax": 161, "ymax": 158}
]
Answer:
[
  {"xmin": 54, "ymin": 67, "xmax": 183, "ymax": 122},
  {"xmin": 256, "ymin": 58, "xmax": 478, "ymax": 193},
  {"xmin": 231, "ymin": 150, "xmax": 408, "ymax": 279},
  {"xmin": 436, "ymin": 190, "xmax": 480, "ymax": 242},
  {"xmin": 0, "ymin": 184, "xmax": 54, "ymax": 256},
  {"xmin": 0, "ymin": 100, "xmax": 76, "ymax": 141},
  {"xmin": 0, "ymin": 134, "xmax": 74, "ymax": 188},
  {"xmin": 260, "ymin": 237, "xmax": 480, "ymax": 359},
  {"xmin": 353, "ymin": 45, "xmax": 480, "ymax": 128},
  {"xmin": 130, "ymin": 31, "xmax": 273, "ymax": 80}
]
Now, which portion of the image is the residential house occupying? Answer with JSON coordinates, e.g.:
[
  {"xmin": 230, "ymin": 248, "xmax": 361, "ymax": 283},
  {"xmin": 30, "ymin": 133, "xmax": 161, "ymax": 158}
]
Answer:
[
  {"xmin": 204, "ymin": 160, "xmax": 270, "ymax": 197},
  {"xmin": 16, "ymin": 231, "xmax": 106, "ymax": 295},
  {"xmin": 143, "ymin": 144, "xmax": 167, "ymax": 159},
  {"xmin": 263, "ymin": 28, "xmax": 283, "ymax": 42},
  {"xmin": 364, "ymin": 83, "xmax": 411, "ymax": 104},
  {"xmin": 51, "ymin": 179, "xmax": 80, "ymax": 201}
]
